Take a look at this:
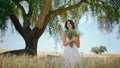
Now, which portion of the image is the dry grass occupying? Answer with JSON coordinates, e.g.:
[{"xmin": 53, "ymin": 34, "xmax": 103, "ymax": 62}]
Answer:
[
  {"xmin": 80, "ymin": 54, "xmax": 120, "ymax": 68},
  {"xmin": 0, "ymin": 49, "xmax": 10, "ymax": 53},
  {"xmin": 0, "ymin": 53, "xmax": 63, "ymax": 68},
  {"xmin": 0, "ymin": 49, "xmax": 120, "ymax": 68}
]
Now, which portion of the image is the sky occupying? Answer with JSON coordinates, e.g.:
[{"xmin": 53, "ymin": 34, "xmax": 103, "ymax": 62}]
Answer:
[{"xmin": 0, "ymin": 14, "xmax": 120, "ymax": 54}]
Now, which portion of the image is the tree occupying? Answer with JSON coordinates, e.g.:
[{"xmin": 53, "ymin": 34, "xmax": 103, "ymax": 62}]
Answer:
[
  {"xmin": 0, "ymin": 0, "xmax": 119, "ymax": 55},
  {"xmin": 99, "ymin": 45, "xmax": 107, "ymax": 54},
  {"xmin": 91, "ymin": 45, "xmax": 107, "ymax": 54},
  {"xmin": 91, "ymin": 47, "xmax": 99, "ymax": 54}
]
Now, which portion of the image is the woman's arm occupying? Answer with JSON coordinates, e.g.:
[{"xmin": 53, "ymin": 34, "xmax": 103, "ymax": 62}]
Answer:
[
  {"xmin": 62, "ymin": 31, "xmax": 74, "ymax": 46},
  {"xmin": 74, "ymin": 36, "xmax": 80, "ymax": 48}
]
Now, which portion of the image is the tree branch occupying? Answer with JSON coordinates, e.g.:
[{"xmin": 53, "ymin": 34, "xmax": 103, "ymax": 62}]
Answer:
[
  {"xmin": 36, "ymin": 0, "xmax": 51, "ymax": 29},
  {"xmin": 10, "ymin": 14, "xmax": 26, "ymax": 39},
  {"xmin": 13, "ymin": 0, "xmax": 29, "ymax": 22},
  {"xmin": 13, "ymin": 0, "xmax": 33, "ymax": 35},
  {"xmin": 50, "ymin": 0, "xmax": 87, "ymax": 17}
]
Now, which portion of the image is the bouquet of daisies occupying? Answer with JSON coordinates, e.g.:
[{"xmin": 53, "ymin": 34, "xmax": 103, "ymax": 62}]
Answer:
[{"xmin": 66, "ymin": 29, "xmax": 80, "ymax": 47}]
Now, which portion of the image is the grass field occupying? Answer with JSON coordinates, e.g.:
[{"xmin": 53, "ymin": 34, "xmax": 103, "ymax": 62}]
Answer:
[{"xmin": 0, "ymin": 49, "xmax": 120, "ymax": 68}]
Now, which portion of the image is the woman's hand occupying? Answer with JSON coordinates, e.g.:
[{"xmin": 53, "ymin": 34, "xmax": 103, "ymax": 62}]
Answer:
[
  {"xmin": 62, "ymin": 31, "xmax": 75, "ymax": 46},
  {"xmin": 72, "ymin": 36, "xmax": 78, "ymax": 42},
  {"xmin": 62, "ymin": 31, "xmax": 80, "ymax": 48},
  {"xmin": 72, "ymin": 36, "xmax": 80, "ymax": 48}
]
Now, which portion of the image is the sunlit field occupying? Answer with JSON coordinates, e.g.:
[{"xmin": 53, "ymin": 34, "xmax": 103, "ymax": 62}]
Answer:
[{"xmin": 0, "ymin": 50, "xmax": 120, "ymax": 68}]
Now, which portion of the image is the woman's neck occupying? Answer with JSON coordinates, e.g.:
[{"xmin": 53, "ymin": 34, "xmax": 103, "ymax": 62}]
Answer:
[{"xmin": 68, "ymin": 27, "xmax": 73, "ymax": 29}]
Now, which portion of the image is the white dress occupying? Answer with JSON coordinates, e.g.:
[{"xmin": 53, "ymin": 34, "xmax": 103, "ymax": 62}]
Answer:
[{"xmin": 63, "ymin": 43, "xmax": 80, "ymax": 68}]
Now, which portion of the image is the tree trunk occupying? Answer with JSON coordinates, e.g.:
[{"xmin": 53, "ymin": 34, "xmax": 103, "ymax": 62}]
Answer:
[
  {"xmin": 0, "ymin": 27, "xmax": 46, "ymax": 56},
  {"xmin": 25, "ymin": 37, "xmax": 38, "ymax": 55},
  {"xmin": 24, "ymin": 26, "xmax": 46, "ymax": 55}
]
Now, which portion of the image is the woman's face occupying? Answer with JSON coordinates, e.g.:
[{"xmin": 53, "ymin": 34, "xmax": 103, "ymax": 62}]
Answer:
[{"xmin": 67, "ymin": 21, "xmax": 72, "ymax": 29}]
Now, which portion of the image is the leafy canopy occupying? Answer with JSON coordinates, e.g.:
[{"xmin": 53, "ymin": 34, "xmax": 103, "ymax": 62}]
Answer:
[{"xmin": 0, "ymin": 0, "xmax": 120, "ymax": 39}]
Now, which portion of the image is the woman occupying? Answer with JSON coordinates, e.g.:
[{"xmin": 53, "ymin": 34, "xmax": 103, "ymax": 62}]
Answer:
[{"xmin": 62, "ymin": 20, "xmax": 80, "ymax": 68}]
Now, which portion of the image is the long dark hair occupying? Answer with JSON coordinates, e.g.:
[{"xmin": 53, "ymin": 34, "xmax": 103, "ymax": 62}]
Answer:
[{"xmin": 65, "ymin": 20, "xmax": 75, "ymax": 29}]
